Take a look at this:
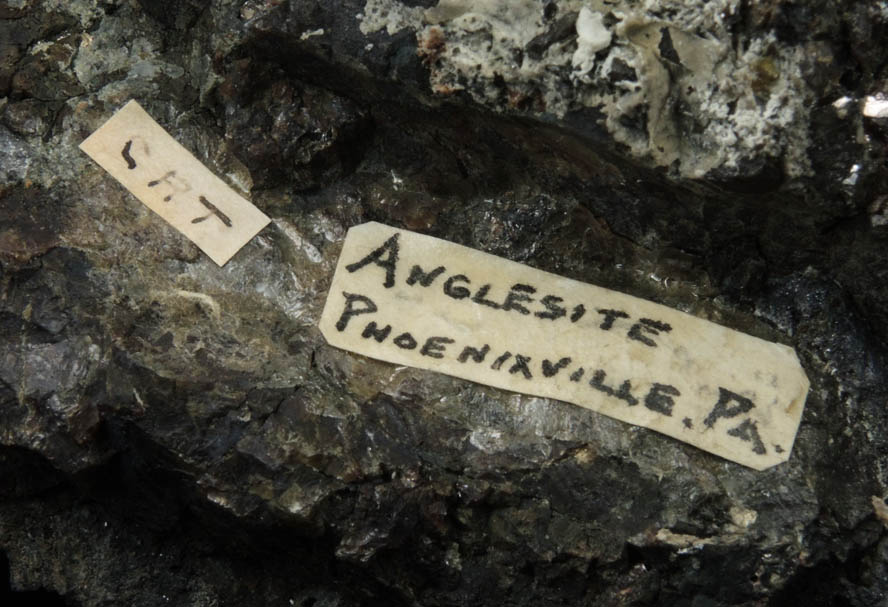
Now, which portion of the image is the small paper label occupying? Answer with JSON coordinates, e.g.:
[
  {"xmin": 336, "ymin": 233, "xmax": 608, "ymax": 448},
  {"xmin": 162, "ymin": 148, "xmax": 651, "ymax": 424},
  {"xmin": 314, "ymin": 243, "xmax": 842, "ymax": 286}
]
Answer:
[
  {"xmin": 319, "ymin": 222, "xmax": 810, "ymax": 470},
  {"xmin": 79, "ymin": 100, "xmax": 270, "ymax": 266}
]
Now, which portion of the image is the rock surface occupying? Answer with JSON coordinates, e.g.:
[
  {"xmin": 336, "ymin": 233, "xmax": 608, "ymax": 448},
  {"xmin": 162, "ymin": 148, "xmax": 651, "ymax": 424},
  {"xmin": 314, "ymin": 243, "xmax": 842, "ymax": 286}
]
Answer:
[{"xmin": 2, "ymin": 0, "xmax": 888, "ymax": 605}]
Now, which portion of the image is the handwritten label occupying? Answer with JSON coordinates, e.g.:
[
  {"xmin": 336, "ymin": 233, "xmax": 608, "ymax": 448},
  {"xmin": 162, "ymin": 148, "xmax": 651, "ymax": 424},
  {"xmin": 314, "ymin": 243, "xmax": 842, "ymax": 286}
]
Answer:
[
  {"xmin": 79, "ymin": 100, "xmax": 270, "ymax": 266},
  {"xmin": 319, "ymin": 222, "xmax": 810, "ymax": 470}
]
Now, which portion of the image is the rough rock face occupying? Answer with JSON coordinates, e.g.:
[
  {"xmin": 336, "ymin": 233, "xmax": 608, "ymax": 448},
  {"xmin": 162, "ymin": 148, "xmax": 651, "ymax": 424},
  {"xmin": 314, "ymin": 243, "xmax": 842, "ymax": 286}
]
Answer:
[{"xmin": 2, "ymin": 0, "xmax": 888, "ymax": 605}]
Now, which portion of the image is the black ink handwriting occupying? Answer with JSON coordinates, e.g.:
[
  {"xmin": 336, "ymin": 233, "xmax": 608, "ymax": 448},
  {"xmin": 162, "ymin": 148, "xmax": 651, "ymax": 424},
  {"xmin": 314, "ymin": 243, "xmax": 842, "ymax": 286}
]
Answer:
[{"xmin": 191, "ymin": 195, "xmax": 232, "ymax": 227}]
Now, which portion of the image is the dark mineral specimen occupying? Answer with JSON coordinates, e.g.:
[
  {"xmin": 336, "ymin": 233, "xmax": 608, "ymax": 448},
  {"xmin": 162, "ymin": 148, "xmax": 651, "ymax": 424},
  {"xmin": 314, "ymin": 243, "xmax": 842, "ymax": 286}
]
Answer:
[{"xmin": 2, "ymin": 0, "xmax": 888, "ymax": 605}]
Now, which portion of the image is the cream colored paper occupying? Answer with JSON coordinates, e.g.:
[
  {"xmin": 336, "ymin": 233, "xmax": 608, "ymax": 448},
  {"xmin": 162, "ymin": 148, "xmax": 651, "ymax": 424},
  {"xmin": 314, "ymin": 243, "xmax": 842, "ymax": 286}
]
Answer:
[
  {"xmin": 79, "ymin": 100, "xmax": 270, "ymax": 266},
  {"xmin": 319, "ymin": 222, "xmax": 810, "ymax": 470}
]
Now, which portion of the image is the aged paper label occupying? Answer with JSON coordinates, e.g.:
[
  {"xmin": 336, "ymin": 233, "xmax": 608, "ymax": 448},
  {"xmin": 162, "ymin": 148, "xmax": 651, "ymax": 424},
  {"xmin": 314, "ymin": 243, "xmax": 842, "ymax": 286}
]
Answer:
[
  {"xmin": 319, "ymin": 222, "xmax": 810, "ymax": 470},
  {"xmin": 79, "ymin": 100, "xmax": 270, "ymax": 266}
]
